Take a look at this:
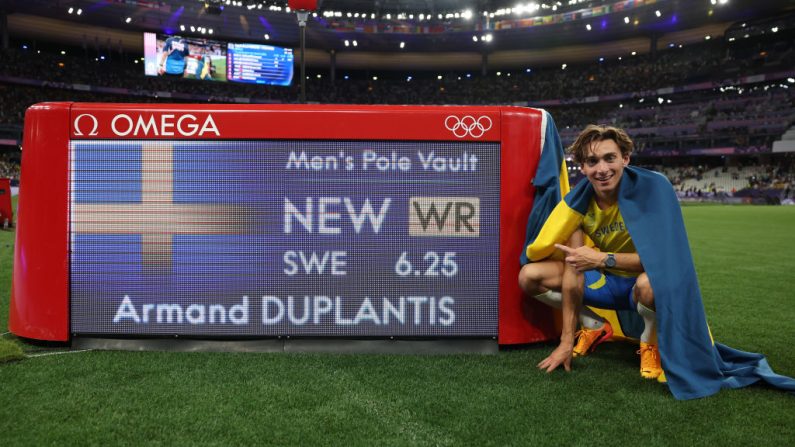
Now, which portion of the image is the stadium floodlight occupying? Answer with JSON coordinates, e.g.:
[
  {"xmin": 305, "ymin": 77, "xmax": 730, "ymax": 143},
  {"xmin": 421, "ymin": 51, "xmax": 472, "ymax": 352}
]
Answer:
[
  {"xmin": 68, "ymin": 7, "xmax": 74, "ymax": 14},
  {"xmin": 631, "ymin": 51, "xmax": 637, "ymax": 55},
  {"xmin": 344, "ymin": 40, "xmax": 349, "ymax": 46},
  {"xmin": 125, "ymin": 17, "xmax": 132, "ymax": 23},
  {"xmin": 77, "ymin": 8, "xmax": 82, "ymax": 15},
  {"xmin": 705, "ymin": 35, "xmax": 711, "ymax": 40},
  {"xmin": 264, "ymin": 34, "xmax": 270, "ymax": 40},
  {"xmin": 399, "ymin": 42, "xmax": 405, "ymax": 49},
  {"xmin": 586, "ymin": 24, "xmax": 591, "ymax": 31},
  {"xmin": 561, "ymin": 63, "xmax": 567, "ymax": 69},
  {"xmin": 655, "ymin": 10, "xmax": 661, "ymax": 17},
  {"xmin": 208, "ymin": 29, "xmax": 213, "ymax": 34},
  {"xmin": 463, "ymin": 10, "xmax": 472, "ymax": 20},
  {"xmin": 372, "ymin": 76, "xmax": 377, "ymax": 80},
  {"xmin": 496, "ymin": 71, "xmax": 501, "ymax": 76},
  {"xmin": 437, "ymin": 75, "xmax": 442, "ymax": 80},
  {"xmin": 180, "ymin": 25, "xmax": 185, "ymax": 31},
  {"xmin": 352, "ymin": 40, "xmax": 358, "ymax": 47},
  {"xmin": 658, "ymin": 97, "xmax": 664, "ymax": 104},
  {"xmin": 771, "ymin": 27, "xmax": 779, "ymax": 33},
  {"xmin": 472, "ymin": 35, "xmax": 478, "ymax": 42},
  {"xmin": 624, "ymin": 16, "xmax": 630, "ymax": 24}
]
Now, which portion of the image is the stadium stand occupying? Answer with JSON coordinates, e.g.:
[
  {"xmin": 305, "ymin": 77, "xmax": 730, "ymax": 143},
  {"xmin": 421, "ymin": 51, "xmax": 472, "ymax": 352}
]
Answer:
[{"xmin": 0, "ymin": 2, "xmax": 793, "ymax": 200}]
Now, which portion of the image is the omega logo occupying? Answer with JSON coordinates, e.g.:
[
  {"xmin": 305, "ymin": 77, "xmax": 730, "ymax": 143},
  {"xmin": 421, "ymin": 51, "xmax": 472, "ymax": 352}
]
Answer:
[{"xmin": 73, "ymin": 114, "xmax": 99, "ymax": 136}]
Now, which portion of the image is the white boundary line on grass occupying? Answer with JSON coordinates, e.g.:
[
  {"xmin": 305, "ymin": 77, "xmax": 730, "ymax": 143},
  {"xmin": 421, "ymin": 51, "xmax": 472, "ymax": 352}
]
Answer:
[
  {"xmin": 27, "ymin": 349, "xmax": 93, "ymax": 358},
  {"xmin": 0, "ymin": 332, "xmax": 9, "ymax": 337}
]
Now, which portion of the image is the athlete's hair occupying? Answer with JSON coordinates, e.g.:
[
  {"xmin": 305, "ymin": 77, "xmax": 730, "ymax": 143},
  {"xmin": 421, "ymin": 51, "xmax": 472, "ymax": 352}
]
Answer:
[{"xmin": 567, "ymin": 124, "xmax": 634, "ymax": 164}]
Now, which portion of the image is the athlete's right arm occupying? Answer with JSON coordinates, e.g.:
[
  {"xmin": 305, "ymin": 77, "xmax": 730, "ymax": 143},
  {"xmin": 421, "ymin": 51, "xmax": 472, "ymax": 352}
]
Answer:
[
  {"xmin": 537, "ymin": 230, "xmax": 584, "ymax": 373},
  {"xmin": 559, "ymin": 229, "xmax": 584, "ymax": 351},
  {"xmin": 158, "ymin": 50, "xmax": 167, "ymax": 75},
  {"xmin": 158, "ymin": 41, "xmax": 173, "ymax": 75}
]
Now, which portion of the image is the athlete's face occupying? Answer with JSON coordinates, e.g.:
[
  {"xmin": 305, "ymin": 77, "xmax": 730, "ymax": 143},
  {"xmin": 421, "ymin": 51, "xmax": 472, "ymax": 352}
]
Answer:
[{"xmin": 580, "ymin": 139, "xmax": 629, "ymax": 200}]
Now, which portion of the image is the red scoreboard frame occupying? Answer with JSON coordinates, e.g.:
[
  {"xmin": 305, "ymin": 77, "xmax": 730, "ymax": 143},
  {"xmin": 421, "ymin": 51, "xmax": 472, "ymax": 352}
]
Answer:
[{"xmin": 9, "ymin": 103, "xmax": 556, "ymax": 345}]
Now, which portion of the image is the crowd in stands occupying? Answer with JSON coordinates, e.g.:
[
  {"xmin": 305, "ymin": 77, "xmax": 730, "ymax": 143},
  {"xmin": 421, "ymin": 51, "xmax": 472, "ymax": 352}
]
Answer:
[
  {"xmin": 654, "ymin": 160, "xmax": 795, "ymax": 201},
  {"xmin": 1, "ymin": 21, "xmax": 794, "ymax": 202},
  {"xmin": 1, "ymin": 27, "xmax": 793, "ymax": 110},
  {"xmin": 0, "ymin": 154, "xmax": 20, "ymax": 180},
  {"xmin": 555, "ymin": 84, "xmax": 795, "ymax": 153}
]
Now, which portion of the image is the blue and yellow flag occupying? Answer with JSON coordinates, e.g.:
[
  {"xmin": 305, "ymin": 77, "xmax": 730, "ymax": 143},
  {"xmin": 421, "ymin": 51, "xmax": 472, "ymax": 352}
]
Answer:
[
  {"xmin": 525, "ymin": 164, "xmax": 795, "ymax": 399},
  {"xmin": 519, "ymin": 110, "xmax": 570, "ymax": 266}
]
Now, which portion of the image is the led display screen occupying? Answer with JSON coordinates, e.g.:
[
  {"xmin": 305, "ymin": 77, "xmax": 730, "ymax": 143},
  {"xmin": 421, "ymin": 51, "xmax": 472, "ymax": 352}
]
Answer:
[
  {"xmin": 70, "ymin": 140, "xmax": 500, "ymax": 337},
  {"xmin": 227, "ymin": 43, "xmax": 294, "ymax": 86},
  {"xmin": 143, "ymin": 33, "xmax": 294, "ymax": 86}
]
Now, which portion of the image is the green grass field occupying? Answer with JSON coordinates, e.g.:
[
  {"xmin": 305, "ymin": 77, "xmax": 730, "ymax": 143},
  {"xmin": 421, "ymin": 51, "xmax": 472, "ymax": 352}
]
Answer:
[{"xmin": 1, "ymin": 203, "xmax": 794, "ymax": 446}]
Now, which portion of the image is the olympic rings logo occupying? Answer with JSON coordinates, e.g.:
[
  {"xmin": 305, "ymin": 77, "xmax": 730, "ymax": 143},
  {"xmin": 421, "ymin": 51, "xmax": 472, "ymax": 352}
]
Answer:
[{"xmin": 444, "ymin": 115, "xmax": 493, "ymax": 138}]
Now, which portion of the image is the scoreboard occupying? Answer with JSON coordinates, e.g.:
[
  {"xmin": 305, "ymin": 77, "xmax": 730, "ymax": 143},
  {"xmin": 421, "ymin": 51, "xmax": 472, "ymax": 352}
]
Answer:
[
  {"xmin": 226, "ymin": 43, "xmax": 294, "ymax": 86},
  {"xmin": 10, "ymin": 104, "xmax": 558, "ymax": 348}
]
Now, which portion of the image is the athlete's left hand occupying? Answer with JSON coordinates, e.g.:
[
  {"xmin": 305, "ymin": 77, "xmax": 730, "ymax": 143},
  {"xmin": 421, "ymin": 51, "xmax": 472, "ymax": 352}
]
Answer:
[{"xmin": 555, "ymin": 244, "xmax": 604, "ymax": 272}]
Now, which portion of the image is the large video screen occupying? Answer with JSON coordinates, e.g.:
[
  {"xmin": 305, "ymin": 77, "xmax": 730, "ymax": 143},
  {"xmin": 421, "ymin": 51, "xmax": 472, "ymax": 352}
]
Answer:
[
  {"xmin": 69, "ymin": 140, "xmax": 500, "ymax": 337},
  {"xmin": 143, "ymin": 33, "xmax": 294, "ymax": 86},
  {"xmin": 144, "ymin": 33, "xmax": 228, "ymax": 81}
]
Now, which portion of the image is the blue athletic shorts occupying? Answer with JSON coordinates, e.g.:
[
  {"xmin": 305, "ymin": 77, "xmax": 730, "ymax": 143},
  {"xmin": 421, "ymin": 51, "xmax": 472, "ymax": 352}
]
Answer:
[{"xmin": 582, "ymin": 270, "xmax": 637, "ymax": 310}]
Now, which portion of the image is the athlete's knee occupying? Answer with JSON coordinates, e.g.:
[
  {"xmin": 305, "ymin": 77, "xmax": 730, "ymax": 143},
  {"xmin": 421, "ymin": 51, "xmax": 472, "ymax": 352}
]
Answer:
[
  {"xmin": 518, "ymin": 263, "xmax": 543, "ymax": 295},
  {"xmin": 633, "ymin": 273, "xmax": 655, "ymax": 308}
]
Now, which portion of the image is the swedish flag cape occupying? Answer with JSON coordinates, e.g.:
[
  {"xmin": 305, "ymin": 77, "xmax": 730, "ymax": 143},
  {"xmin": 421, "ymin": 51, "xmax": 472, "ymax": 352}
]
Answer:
[{"xmin": 524, "ymin": 163, "xmax": 795, "ymax": 400}]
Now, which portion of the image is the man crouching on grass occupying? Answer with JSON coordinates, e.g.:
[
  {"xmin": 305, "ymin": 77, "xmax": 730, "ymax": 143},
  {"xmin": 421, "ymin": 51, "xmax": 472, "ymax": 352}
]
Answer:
[
  {"xmin": 519, "ymin": 125, "xmax": 662, "ymax": 381},
  {"xmin": 518, "ymin": 124, "xmax": 795, "ymax": 399}
]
